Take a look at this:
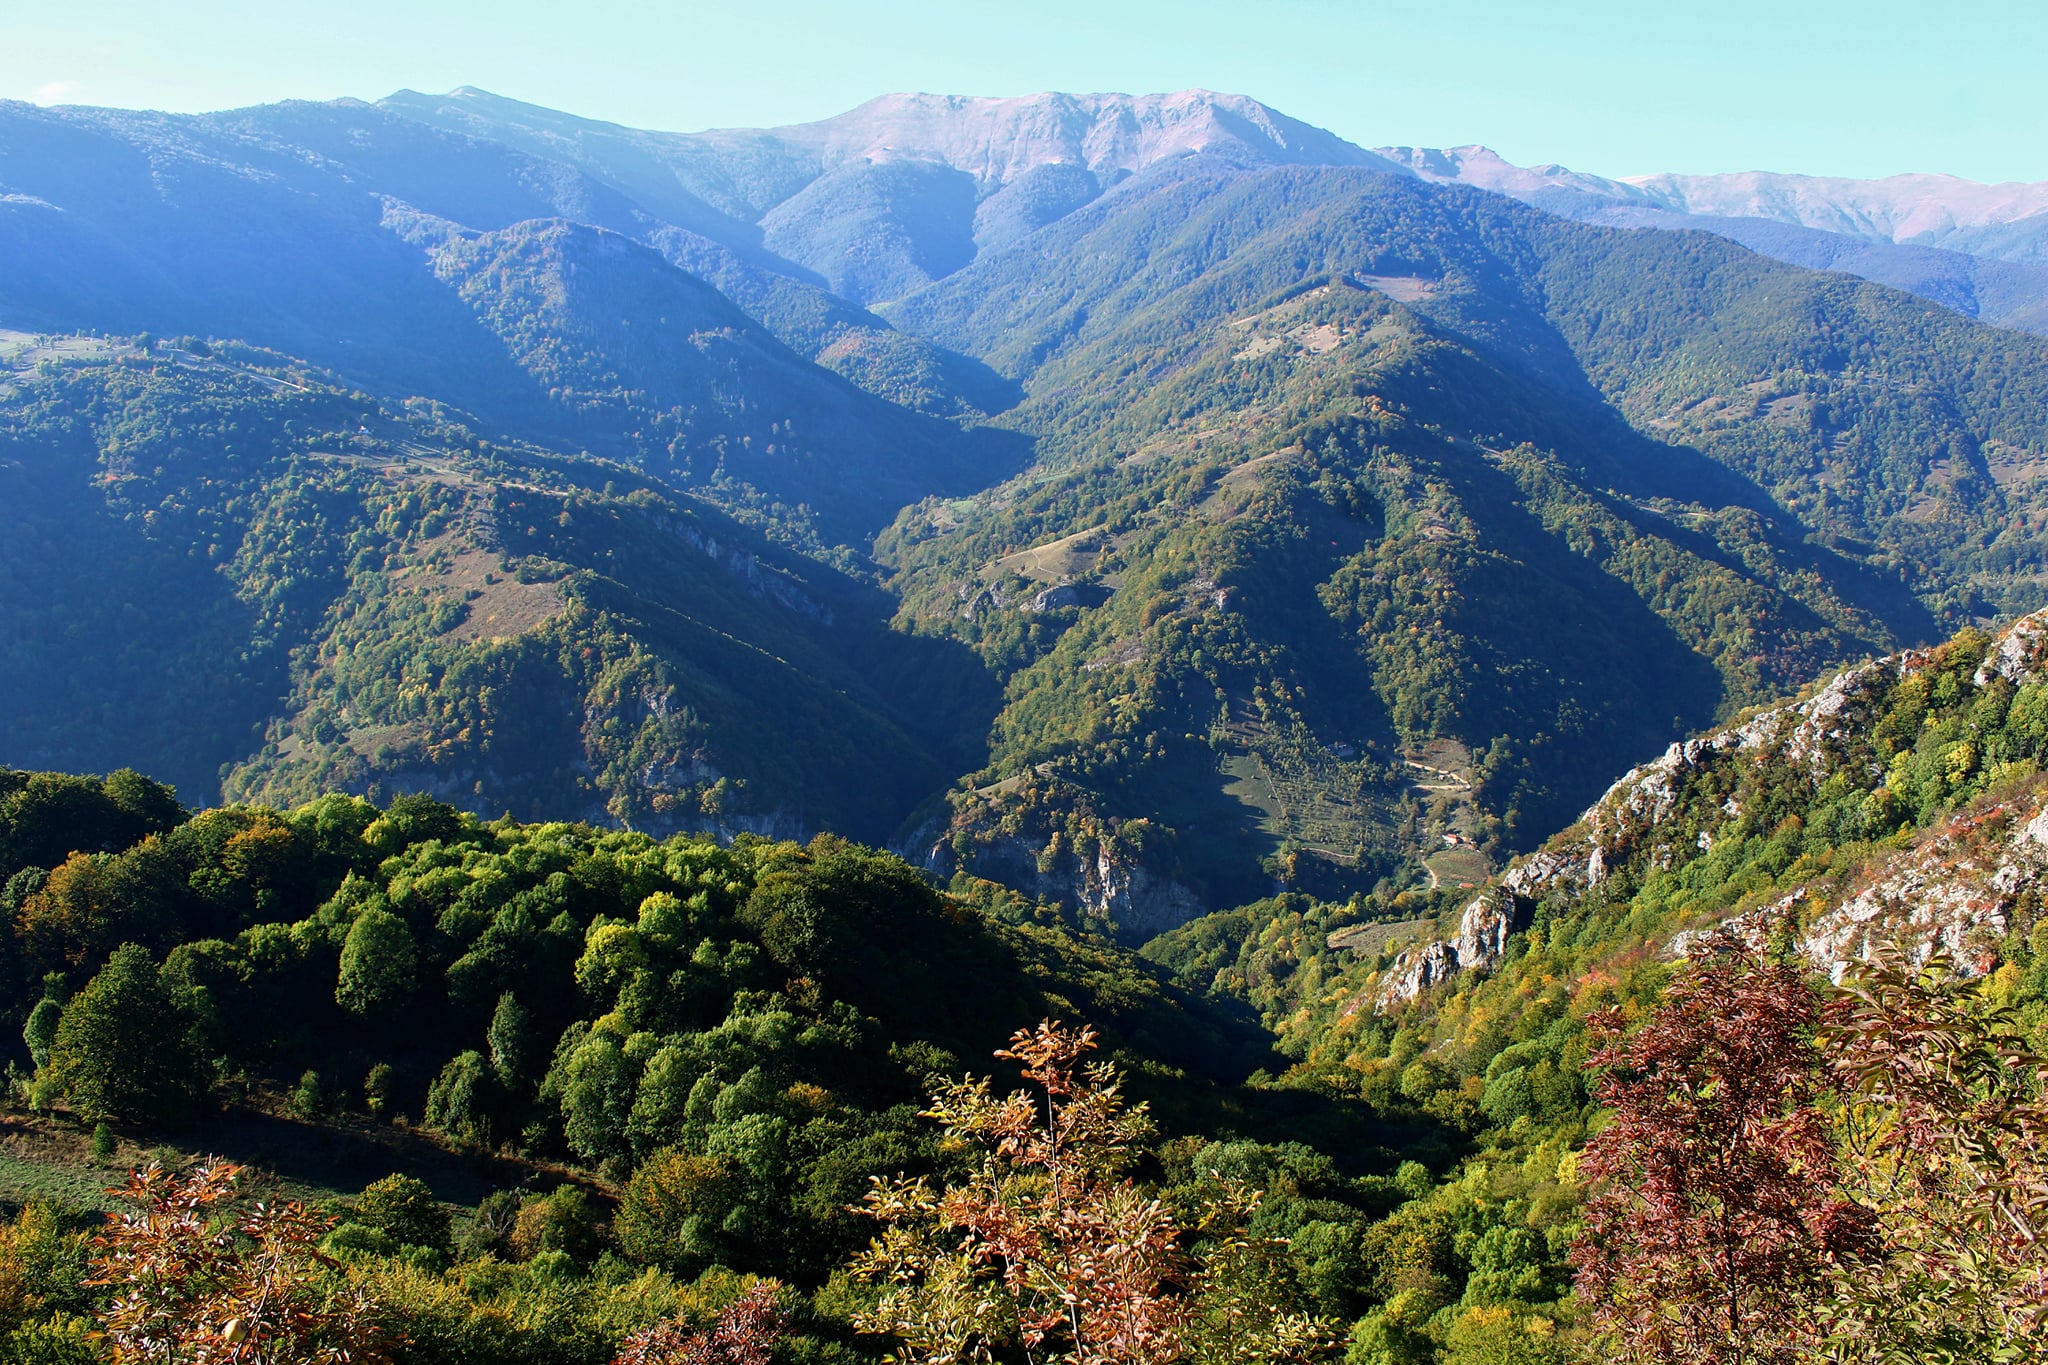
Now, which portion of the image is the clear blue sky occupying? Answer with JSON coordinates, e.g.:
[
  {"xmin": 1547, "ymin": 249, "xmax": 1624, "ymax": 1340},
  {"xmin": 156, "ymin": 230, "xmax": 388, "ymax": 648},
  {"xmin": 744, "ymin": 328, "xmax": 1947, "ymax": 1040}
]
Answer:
[{"xmin": 3, "ymin": 0, "xmax": 2042, "ymax": 183}]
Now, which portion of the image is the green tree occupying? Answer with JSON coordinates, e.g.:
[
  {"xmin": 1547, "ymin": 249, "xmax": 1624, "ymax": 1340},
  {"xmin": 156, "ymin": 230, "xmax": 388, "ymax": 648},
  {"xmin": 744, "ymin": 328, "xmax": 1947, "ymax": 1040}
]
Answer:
[
  {"xmin": 46, "ymin": 944, "xmax": 204, "ymax": 1125},
  {"xmin": 615, "ymin": 1148, "xmax": 734, "ymax": 1275},
  {"xmin": 363, "ymin": 1061, "xmax": 395, "ymax": 1118},
  {"xmin": 511, "ymin": 1186, "xmax": 603, "ymax": 1263},
  {"xmin": 21, "ymin": 998, "xmax": 60, "ymax": 1070},
  {"xmin": 354, "ymin": 1174, "xmax": 451, "ymax": 1255},
  {"xmin": 424, "ymin": 1051, "xmax": 496, "ymax": 1148},
  {"xmin": 335, "ymin": 909, "xmax": 417, "ymax": 1016},
  {"xmin": 487, "ymin": 991, "xmax": 533, "ymax": 1088}
]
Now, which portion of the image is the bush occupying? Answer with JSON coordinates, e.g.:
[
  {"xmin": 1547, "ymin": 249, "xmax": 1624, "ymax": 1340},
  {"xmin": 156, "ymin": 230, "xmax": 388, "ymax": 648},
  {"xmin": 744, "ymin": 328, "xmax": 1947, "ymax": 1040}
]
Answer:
[
  {"xmin": 354, "ymin": 1173, "xmax": 451, "ymax": 1254},
  {"xmin": 510, "ymin": 1186, "xmax": 603, "ymax": 1263}
]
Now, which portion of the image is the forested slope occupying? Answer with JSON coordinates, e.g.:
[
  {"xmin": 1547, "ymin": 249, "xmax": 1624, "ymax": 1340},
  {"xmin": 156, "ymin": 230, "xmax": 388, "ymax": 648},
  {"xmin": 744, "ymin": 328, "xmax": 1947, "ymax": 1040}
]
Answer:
[
  {"xmin": 1141, "ymin": 607, "xmax": 2048, "ymax": 1360},
  {"xmin": 13, "ymin": 91, "xmax": 2048, "ymax": 917},
  {"xmin": 874, "ymin": 164, "xmax": 2048, "ymax": 910},
  {"xmin": 0, "ymin": 768, "xmax": 1438, "ymax": 1362},
  {"xmin": 0, "ymin": 337, "xmax": 989, "ymax": 833}
]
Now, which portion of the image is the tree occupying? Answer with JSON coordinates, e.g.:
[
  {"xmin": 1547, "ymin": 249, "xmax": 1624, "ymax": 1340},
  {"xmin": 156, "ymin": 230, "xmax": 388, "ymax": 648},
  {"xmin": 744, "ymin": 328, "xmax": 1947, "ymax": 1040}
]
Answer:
[
  {"xmin": 511, "ymin": 1186, "xmax": 603, "ymax": 1263},
  {"xmin": 21, "ymin": 997, "xmax": 61, "ymax": 1070},
  {"xmin": 46, "ymin": 944, "xmax": 204, "ymax": 1125},
  {"xmin": 487, "ymin": 991, "xmax": 533, "ymax": 1088},
  {"xmin": 613, "ymin": 1279, "xmax": 786, "ymax": 1365},
  {"xmin": 853, "ymin": 1020, "xmax": 1329, "ymax": 1365},
  {"xmin": 1569, "ymin": 946, "xmax": 1852, "ymax": 1365},
  {"xmin": 424, "ymin": 1051, "xmax": 496, "ymax": 1148},
  {"xmin": 88, "ymin": 1159, "xmax": 387, "ymax": 1364},
  {"xmin": 853, "ymin": 1021, "xmax": 1181, "ymax": 1364},
  {"xmin": 1817, "ymin": 953, "xmax": 2048, "ymax": 1357},
  {"xmin": 335, "ymin": 910, "xmax": 416, "ymax": 1016},
  {"xmin": 353, "ymin": 1174, "xmax": 451, "ymax": 1255},
  {"xmin": 615, "ymin": 1149, "xmax": 735, "ymax": 1275}
]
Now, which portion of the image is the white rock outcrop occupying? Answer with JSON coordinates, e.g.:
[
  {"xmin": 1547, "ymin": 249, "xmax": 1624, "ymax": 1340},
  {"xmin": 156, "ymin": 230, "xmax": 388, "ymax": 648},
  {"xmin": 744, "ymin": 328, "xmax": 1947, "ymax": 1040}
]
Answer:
[{"xmin": 1373, "ymin": 889, "xmax": 1532, "ymax": 1008}]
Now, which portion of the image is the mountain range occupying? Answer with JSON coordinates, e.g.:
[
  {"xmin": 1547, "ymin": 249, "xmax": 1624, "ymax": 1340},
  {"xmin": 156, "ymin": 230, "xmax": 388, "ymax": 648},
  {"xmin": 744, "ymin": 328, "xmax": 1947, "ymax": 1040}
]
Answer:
[{"xmin": 7, "ymin": 86, "xmax": 2048, "ymax": 929}]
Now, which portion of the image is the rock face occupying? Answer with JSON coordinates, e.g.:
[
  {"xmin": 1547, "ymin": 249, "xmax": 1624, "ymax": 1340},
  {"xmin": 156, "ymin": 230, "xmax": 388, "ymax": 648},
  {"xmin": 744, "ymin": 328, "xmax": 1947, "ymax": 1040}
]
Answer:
[
  {"xmin": 1504, "ymin": 655, "xmax": 1934, "ymax": 910},
  {"xmin": 1372, "ymin": 889, "xmax": 1532, "ymax": 1008},
  {"xmin": 918, "ymin": 814, "xmax": 1204, "ymax": 941},
  {"xmin": 1671, "ymin": 793, "xmax": 2042, "ymax": 981}
]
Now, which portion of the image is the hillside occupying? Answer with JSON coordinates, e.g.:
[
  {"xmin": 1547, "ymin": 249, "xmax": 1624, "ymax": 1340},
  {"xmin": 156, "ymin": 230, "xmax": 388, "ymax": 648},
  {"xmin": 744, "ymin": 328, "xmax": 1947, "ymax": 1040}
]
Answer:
[
  {"xmin": 13, "ymin": 612, "xmax": 2047, "ymax": 1361},
  {"xmin": 875, "ymin": 161, "xmax": 2048, "ymax": 914},
  {"xmin": 10, "ymin": 88, "xmax": 2048, "ymax": 920},
  {"xmin": 1150, "ymin": 606, "xmax": 2048, "ymax": 1109},
  {"xmin": 1129, "ymin": 607, "xmax": 2048, "ymax": 1356},
  {"xmin": 0, "ymin": 333, "xmax": 992, "ymax": 833},
  {"xmin": 0, "ymin": 96, "xmax": 1013, "ymax": 540},
  {"xmin": 0, "ymin": 769, "xmax": 1446, "ymax": 1361}
]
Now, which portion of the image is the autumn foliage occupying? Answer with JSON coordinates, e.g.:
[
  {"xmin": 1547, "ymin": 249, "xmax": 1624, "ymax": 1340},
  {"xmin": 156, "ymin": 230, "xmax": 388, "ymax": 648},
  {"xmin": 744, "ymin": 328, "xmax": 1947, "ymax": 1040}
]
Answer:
[
  {"xmin": 612, "ymin": 1279, "xmax": 788, "ymax": 1365},
  {"xmin": 88, "ymin": 1159, "xmax": 387, "ymax": 1364},
  {"xmin": 852, "ymin": 1020, "xmax": 1332, "ymax": 1365},
  {"xmin": 1571, "ymin": 947, "xmax": 1848, "ymax": 1364},
  {"xmin": 1571, "ymin": 943, "xmax": 2048, "ymax": 1363},
  {"xmin": 1820, "ymin": 954, "xmax": 2048, "ymax": 1357}
]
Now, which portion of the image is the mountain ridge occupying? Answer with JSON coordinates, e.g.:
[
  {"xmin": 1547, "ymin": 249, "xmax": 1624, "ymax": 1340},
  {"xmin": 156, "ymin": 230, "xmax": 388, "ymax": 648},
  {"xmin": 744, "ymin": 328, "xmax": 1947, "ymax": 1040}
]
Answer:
[
  {"xmin": 11, "ymin": 85, "xmax": 2048, "ymax": 922},
  {"xmin": 1386, "ymin": 142, "xmax": 2048, "ymax": 330}
]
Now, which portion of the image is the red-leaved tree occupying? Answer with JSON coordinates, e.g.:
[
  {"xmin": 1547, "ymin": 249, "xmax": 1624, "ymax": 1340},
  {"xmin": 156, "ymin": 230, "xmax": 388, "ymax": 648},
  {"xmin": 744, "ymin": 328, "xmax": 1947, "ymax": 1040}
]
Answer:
[
  {"xmin": 1570, "ymin": 946, "xmax": 1862, "ymax": 1365},
  {"xmin": 613, "ymin": 1280, "xmax": 788, "ymax": 1365},
  {"xmin": 89, "ymin": 1159, "xmax": 388, "ymax": 1364}
]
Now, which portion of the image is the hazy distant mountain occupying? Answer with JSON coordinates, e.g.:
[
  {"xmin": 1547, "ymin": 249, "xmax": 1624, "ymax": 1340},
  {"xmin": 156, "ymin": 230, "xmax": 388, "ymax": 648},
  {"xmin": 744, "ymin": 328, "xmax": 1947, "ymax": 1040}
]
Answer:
[
  {"xmin": 379, "ymin": 87, "xmax": 1402, "ymax": 303},
  {"xmin": 1384, "ymin": 145, "xmax": 2048, "ymax": 252},
  {"xmin": 0, "ymin": 95, "xmax": 1018, "ymax": 542},
  {"xmin": 1626, "ymin": 169, "xmax": 2048, "ymax": 259},
  {"xmin": 382, "ymin": 91, "xmax": 2048, "ymax": 328},
  {"xmin": 1385, "ymin": 144, "xmax": 2048, "ymax": 332}
]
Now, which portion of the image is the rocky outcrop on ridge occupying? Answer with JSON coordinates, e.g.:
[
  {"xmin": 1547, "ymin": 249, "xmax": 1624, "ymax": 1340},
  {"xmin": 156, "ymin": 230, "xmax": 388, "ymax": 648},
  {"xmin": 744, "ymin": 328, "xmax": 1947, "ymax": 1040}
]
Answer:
[
  {"xmin": 1364, "ymin": 609, "xmax": 2048, "ymax": 1008},
  {"xmin": 1371, "ymin": 889, "xmax": 1532, "ymax": 1009},
  {"xmin": 1672, "ymin": 787, "xmax": 2047, "ymax": 980}
]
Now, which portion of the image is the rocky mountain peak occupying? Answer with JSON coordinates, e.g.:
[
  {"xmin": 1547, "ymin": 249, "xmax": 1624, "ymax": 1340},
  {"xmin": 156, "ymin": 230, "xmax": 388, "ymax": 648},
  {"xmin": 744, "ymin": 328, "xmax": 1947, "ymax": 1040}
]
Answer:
[{"xmin": 772, "ymin": 89, "xmax": 1401, "ymax": 187}]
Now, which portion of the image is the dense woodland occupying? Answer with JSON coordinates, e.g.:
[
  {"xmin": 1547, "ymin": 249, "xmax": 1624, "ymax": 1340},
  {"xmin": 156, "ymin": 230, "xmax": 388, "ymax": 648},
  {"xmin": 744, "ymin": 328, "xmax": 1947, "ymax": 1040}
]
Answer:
[{"xmin": 0, "ymin": 613, "xmax": 2046, "ymax": 1361}]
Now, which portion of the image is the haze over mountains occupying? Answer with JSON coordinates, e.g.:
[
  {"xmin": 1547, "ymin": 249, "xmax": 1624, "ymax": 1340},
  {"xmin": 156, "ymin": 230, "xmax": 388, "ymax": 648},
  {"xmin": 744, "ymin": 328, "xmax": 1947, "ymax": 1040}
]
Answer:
[
  {"xmin": 1387, "ymin": 144, "xmax": 2048, "ymax": 333},
  {"xmin": 7, "ymin": 85, "xmax": 2048, "ymax": 928}
]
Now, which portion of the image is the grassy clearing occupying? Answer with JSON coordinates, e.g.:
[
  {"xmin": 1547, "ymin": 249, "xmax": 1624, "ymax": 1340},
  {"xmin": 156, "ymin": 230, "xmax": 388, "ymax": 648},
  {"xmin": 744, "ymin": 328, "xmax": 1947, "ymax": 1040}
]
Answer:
[
  {"xmin": 1425, "ymin": 847, "xmax": 1493, "ymax": 889},
  {"xmin": 0, "ymin": 1095, "xmax": 582, "ymax": 1225}
]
